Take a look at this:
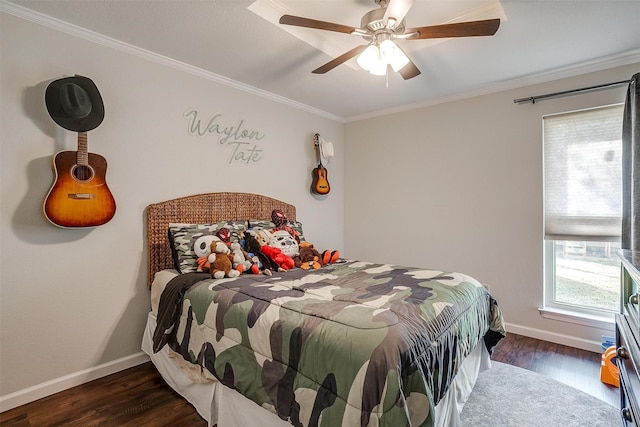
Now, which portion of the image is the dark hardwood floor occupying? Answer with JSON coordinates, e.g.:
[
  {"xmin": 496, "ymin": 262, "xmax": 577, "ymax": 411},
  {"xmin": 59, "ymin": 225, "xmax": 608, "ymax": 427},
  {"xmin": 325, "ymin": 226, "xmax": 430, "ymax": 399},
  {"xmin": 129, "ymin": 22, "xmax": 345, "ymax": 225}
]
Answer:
[
  {"xmin": 0, "ymin": 362, "xmax": 207, "ymax": 427},
  {"xmin": 0, "ymin": 333, "xmax": 619, "ymax": 426},
  {"xmin": 491, "ymin": 333, "xmax": 619, "ymax": 407}
]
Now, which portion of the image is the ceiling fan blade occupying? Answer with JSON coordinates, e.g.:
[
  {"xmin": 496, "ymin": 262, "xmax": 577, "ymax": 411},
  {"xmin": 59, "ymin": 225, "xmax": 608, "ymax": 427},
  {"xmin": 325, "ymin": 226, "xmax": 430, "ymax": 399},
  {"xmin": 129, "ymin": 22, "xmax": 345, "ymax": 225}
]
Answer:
[
  {"xmin": 312, "ymin": 45, "xmax": 368, "ymax": 74},
  {"xmin": 383, "ymin": 0, "xmax": 415, "ymax": 26},
  {"xmin": 398, "ymin": 58, "xmax": 421, "ymax": 80},
  {"xmin": 407, "ymin": 18, "xmax": 500, "ymax": 39},
  {"xmin": 279, "ymin": 15, "xmax": 358, "ymax": 34}
]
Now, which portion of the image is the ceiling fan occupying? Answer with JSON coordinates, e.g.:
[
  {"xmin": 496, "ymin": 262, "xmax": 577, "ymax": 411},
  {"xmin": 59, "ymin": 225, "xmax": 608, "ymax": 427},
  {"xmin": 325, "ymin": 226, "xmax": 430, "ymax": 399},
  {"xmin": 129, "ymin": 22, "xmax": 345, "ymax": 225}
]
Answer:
[{"xmin": 279, "ymin": 0, "xmax": 500, "ymax": 80}]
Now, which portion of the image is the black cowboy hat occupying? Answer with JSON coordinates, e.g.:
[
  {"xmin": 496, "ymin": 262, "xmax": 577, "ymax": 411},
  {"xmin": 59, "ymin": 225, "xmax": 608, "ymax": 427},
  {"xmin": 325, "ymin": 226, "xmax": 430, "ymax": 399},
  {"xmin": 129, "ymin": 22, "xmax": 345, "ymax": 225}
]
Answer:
[{"xmin": 45, "ymin": 75, "xmax": 104, "ymax": 132}]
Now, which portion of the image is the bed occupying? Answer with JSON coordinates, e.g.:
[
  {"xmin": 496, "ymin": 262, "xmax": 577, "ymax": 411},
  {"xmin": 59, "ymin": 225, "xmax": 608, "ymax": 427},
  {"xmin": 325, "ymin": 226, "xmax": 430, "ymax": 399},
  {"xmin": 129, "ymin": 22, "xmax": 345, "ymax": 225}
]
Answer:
[{"xmin": 141, "ymin": 192, "xmax": 506, "ymax": 427}]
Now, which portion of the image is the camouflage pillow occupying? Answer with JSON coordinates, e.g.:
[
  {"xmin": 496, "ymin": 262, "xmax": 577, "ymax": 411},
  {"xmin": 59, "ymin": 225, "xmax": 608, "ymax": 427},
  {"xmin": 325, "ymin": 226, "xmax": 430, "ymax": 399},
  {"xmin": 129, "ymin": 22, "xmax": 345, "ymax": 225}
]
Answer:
[
  {"xmin": 245, "ymin": 219, "xmax": 273, "ymax": 230},
  {"xmin": 168, "ymin": 221, "xmax": 246, "ymax": 273},
  {"xmin": 246, "ymin": 219, "xmax": 305, "ymax": 242}
]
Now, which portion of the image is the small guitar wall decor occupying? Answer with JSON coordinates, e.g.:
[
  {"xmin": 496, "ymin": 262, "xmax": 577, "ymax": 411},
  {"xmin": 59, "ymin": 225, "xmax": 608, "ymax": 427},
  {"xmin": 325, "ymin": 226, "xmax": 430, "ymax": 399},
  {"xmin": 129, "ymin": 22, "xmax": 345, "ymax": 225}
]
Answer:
[
  {"xmin": 43, "ymin": 75, "xmax": 115, "ymax": 228},
  {"xmin": 311, "ymin": 133, "xmax": 331, "ymax": 195}
]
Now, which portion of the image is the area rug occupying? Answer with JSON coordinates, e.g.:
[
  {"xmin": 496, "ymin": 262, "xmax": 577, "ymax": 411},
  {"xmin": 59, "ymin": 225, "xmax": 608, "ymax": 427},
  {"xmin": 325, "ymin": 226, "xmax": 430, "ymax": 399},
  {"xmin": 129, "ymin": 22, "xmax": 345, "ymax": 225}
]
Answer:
[{"xmin": 460, "ymin": 361, "xmax": 619, "ymax": 426}]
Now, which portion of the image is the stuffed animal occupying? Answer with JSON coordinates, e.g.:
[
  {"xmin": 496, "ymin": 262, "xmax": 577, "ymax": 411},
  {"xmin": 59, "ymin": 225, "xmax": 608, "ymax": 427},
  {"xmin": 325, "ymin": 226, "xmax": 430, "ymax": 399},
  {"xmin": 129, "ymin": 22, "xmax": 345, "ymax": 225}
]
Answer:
[
  {"xmin": 269, "ymin": 230, "xmax": 299, "ymax": 258},
  {"xmin": 271, "ymin": 209, "xmax": 300, "ymax": 243},
  {"xmin": 208, "ymin": 240, "xmax": 240, "ymax": 279},
  {"xmin": 264, "ymin": 230, "xmax": 297, "ymax": 271},
  {"xmin": 294, "ymin": 242, "xmax": 321, "ymax": 270},
  {"xmin": 321, "ymin": 248, "xmax": 340, "ymax": 265},
  {"xmin": 243, "ymin": 230, "xmax": 262, "ymax": 254},
  {"xmin": 243, "ymin": 230, "xmax": 275, "ymax": 275},
  {"xmin": 261, "ymin": 245, "xmax": 295, "ymax": 271},
  {"xmin": 194, "ymin": 235, "xmax": 221, "ymax": 273},
  {"xmin": 216, "ymin": 227, "xmax": 232, "ymax": 246},
  {"xmin": 252, "ymin": 227, "xmax": 273, "ymax": 247},
  {"xmin": 230, "ymin": 241, "xmax": 254, "ymax": 274}
]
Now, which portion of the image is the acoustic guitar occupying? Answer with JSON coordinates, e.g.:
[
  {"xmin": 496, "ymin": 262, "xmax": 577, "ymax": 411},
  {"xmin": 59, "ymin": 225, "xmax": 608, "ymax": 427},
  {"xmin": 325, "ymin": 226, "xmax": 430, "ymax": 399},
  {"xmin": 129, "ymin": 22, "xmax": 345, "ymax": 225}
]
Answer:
[
  {"xmin": 311, "ymin": 134, "xmax": 330, "ymax": 195},
  {"xmin": 43, "ymin": 131, "xmax": 116, "ymax": 228}
]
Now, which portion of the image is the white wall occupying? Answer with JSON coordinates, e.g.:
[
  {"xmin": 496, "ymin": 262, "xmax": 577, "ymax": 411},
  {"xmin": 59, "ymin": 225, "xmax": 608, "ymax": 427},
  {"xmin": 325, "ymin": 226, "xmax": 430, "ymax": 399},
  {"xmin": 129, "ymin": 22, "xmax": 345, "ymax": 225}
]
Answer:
[
  {"xmin": 345, "ymin": 62, "xmax": 639, "ymax": 351},
  {"xmin": 0, "ymin": 12, "xmax": 344, "ymax": 404}
]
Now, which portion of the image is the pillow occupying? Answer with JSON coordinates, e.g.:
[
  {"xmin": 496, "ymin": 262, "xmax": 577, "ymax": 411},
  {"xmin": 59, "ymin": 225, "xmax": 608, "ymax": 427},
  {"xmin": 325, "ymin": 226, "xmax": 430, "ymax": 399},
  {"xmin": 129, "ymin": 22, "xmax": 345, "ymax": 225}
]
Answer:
[
  {"xmin": 288, "ymin": 220, "xmax": 306, "ymax": 242},
  {"xmin": 168, "ymin": 221, "xmax": 246, "ymax": 273},
  {"xmin": 246, "ymin": 219, "xmax": 273, "ymax": 230},
  {"xmin": 246, "ymin": 219, "xmax": 306, "ymax": 242}
]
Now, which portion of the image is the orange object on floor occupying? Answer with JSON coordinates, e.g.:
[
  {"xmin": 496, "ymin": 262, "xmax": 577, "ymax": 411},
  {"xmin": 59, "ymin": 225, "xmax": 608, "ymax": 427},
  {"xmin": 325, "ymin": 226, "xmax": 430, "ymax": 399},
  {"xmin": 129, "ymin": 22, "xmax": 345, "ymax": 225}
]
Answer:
[{"xmin": 600, "ymin": 345, "xmax": 620, "ymax": 387}]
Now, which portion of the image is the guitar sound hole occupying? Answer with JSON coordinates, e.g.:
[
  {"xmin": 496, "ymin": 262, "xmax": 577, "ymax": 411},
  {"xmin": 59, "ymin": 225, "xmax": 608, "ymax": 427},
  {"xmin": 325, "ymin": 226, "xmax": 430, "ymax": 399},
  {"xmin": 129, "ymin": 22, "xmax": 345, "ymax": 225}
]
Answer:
[{"xmin": 72, "ymin": 165, "xmax": 94, "ymax": 182}]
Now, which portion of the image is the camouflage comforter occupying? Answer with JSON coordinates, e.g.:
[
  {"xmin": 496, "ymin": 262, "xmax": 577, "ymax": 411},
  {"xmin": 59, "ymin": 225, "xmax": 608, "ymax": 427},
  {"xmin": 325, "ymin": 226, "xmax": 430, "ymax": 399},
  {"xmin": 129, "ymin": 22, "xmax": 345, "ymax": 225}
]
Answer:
[{"xmin": 153, "ymin": 260, "xmax": 505, "ymax": 427}]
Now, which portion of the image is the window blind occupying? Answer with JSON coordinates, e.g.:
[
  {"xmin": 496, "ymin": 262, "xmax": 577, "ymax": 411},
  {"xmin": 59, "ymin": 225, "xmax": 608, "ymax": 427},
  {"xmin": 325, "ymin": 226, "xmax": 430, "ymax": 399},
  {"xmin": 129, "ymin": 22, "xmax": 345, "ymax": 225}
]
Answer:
[{"xmin": 544, "ymin": 104, "xmax": 624, "ymax": 241}]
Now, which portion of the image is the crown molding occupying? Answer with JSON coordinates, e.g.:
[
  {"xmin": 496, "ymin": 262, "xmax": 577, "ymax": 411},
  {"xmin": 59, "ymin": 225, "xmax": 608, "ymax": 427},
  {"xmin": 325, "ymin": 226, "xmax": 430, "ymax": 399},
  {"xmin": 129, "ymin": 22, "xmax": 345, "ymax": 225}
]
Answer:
[
  {"xmin": 345, "ymin": 48, "xmax": 640, "ymax": 122},
  {"xmin": 0, "ymin": 0, "xmax": 344, "ymax": 123}
]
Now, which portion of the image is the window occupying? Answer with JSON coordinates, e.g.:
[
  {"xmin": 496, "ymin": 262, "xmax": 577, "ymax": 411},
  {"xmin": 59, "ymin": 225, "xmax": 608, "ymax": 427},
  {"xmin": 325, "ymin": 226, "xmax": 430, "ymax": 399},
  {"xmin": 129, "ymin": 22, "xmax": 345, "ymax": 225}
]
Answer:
[{"xmin": 543, "ymin": 104, "xmax": 624, "ymax": 319}]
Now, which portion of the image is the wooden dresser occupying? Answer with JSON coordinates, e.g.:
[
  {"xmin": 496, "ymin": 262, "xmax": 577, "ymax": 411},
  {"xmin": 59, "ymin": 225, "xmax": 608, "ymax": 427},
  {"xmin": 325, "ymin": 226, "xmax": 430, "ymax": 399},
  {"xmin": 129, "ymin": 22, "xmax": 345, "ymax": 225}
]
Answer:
[{"xmin": 616, "ymin": 249, "xmax": 640, "ymax": 425}]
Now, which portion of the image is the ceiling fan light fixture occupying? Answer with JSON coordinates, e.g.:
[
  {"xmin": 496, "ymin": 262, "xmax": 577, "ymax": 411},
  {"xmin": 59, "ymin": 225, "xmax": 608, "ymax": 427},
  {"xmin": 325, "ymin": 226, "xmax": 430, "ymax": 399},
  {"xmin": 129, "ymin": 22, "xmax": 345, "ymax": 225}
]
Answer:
[
  {"xmin": 379, "ymin": 39, "xmax": 409, "ymax": 72},
  {"xmin": 357, "ymin": 44, "xmax": 380, "ymax": 71},
  {"xmin": 369, "ymin": 59, "xmax": 388, "ymax": 76}
]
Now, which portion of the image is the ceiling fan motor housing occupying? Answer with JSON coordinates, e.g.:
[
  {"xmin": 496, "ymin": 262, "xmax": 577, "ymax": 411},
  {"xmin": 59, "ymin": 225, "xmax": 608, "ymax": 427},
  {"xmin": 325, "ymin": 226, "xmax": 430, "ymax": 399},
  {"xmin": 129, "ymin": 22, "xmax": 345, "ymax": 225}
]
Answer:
[{"xmin": 361, "ymin": 8, "xmax": 405, "ymax": 36}]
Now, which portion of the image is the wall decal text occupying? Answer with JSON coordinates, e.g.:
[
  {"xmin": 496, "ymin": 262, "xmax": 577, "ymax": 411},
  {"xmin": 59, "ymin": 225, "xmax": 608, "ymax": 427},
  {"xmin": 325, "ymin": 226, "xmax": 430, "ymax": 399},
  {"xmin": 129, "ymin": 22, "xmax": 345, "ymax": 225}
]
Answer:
[{"xmin": 184, "ymin": 109, "xmax": 266, "ymax": 165}]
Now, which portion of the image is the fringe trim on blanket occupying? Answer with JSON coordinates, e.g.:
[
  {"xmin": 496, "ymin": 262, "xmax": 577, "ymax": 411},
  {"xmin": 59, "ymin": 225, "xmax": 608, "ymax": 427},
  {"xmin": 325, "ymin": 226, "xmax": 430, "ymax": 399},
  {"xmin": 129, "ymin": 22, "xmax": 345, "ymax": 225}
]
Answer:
[{"xmin": 406, "ymin": 291, "xmax": 503, "ymax": 407}]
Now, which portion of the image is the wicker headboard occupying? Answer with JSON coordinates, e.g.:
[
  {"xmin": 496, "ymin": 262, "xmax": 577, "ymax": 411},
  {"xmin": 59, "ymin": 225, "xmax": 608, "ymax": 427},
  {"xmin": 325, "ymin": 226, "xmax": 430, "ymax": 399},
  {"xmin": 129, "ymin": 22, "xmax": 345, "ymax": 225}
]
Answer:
[{"xmin": 146, "ymin": 192, "xmax": 296, "ymax": 288}]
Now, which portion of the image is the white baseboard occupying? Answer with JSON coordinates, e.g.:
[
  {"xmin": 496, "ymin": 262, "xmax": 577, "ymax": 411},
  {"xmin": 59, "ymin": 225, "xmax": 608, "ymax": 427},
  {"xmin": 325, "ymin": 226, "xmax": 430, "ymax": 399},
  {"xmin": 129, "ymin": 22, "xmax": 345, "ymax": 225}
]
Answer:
[
  {"xmin": 506, "ymin": 322, "xmax": 605, "ymax": 353},
  {"xmin": 0, "ymin": 351, "xmax": 150, "ymax": 413}
]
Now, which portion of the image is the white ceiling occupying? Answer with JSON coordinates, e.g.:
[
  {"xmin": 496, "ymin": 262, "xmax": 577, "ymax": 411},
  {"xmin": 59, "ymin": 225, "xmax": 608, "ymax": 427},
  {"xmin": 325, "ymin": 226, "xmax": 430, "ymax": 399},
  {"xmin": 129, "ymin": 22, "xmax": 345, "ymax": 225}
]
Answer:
[{"xmin": 3, "ymin": 0, "xmax": 640, "ymax": 121}]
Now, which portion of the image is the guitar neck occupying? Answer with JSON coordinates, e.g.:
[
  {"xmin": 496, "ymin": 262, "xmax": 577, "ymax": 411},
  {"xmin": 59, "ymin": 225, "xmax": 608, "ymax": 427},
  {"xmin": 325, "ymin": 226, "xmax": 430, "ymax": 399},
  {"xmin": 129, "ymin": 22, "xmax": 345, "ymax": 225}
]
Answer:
[
  {"xmin": 313, "ymin": 133, "xmax": 323, "ymax": 166},
  {"xmin": 77, "ymin": 132, "xmax": 89, "ymax": 166}
]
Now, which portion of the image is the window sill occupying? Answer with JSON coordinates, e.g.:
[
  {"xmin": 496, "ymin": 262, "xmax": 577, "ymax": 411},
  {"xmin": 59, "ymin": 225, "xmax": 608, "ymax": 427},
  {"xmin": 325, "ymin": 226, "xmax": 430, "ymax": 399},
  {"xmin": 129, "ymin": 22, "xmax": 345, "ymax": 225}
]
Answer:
[{"xmin": 538, "ymin": 306, "xmax": 615, "ymax": 330}]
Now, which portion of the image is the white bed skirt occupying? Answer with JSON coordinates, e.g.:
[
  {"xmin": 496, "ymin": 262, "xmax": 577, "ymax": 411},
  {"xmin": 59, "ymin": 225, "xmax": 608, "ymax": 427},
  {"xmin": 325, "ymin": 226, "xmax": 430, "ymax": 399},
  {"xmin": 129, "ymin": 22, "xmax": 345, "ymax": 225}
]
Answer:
[{"xmin": 141, "ymin": 312, "xmax": 490, "ymax": 427}]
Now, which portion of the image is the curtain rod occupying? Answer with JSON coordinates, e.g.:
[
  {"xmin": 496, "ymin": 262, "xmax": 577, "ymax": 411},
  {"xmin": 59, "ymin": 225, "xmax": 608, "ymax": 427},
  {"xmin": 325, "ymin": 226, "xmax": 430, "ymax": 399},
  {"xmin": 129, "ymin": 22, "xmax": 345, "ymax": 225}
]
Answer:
[{"xmin": 513, "ymin": 80, "xmax": 630, "ymax": 105}]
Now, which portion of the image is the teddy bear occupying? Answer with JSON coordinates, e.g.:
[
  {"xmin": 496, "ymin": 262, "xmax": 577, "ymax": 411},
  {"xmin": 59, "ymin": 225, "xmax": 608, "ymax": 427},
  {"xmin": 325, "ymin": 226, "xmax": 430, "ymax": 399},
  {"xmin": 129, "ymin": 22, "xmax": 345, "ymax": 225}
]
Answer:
[
  {"xmin": 208, "ymin": 240, "xmax": 240, "ymax": 279},
  {"xmin": 293, "ymin": 242, "xmax": 321, "ymax": 270}
]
